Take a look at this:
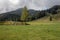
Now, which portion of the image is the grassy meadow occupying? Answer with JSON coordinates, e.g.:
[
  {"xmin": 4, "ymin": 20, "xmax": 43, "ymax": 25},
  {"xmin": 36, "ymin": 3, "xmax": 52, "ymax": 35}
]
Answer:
[{"xmin": 0, "ymin": 20, "xmax": 60, "ymax": 40}]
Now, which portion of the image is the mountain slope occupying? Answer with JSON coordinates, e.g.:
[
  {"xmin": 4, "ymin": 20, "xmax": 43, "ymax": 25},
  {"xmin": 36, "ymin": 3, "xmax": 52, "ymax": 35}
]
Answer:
[{"xmin": 0, "ymin": 5, "xmax": 60, "ymax": 21}]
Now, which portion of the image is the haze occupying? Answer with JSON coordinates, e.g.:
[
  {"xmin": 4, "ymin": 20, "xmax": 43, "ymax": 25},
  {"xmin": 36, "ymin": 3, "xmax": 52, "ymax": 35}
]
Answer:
[{"xmin": 0, "ymin": 0, "xmax": 60, "ymax": 13}]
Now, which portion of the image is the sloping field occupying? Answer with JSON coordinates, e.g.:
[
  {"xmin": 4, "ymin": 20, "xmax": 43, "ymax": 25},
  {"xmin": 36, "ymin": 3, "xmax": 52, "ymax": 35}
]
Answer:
[
  {"xmin": 0, "ymin": 13, "xmax": 60, "ymax": 40},
  {"xmin": 0, "ymin": 21, "xmax": 60, "ymax": 40}
]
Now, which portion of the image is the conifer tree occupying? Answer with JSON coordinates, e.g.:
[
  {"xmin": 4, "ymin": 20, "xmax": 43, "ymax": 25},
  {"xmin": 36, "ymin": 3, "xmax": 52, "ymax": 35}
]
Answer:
[{"xmin": 21, "ymin": 6, "xmax": 28, "ymax": 25}]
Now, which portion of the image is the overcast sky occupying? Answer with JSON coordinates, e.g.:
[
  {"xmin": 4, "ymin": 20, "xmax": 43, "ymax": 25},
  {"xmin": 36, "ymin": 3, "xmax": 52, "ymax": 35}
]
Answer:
[{"xmin": 0, "ymin": 0, "xmax": 60, "ymax": 13}]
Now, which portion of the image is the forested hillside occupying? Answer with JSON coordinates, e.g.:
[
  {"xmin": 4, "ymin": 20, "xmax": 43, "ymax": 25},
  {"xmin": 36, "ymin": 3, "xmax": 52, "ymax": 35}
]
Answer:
[{"xmin": 0, "ymin": 5, "xmax": 60, "ymax": 22}]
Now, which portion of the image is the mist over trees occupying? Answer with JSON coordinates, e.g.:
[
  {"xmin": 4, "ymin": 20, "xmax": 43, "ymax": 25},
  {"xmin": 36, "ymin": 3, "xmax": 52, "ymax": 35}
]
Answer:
[{"xmin": 0, "ymin": 5, "xmax": 60, "ymax": 22}]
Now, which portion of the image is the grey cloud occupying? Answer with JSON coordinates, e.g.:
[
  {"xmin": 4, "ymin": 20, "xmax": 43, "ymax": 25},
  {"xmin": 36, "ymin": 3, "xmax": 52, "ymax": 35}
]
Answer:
[
  {"xmin": 27, "ymin": 0, "xmax": 60, "ymax": 10},
  {"xmin": 0, "ymin": 0, "xmax": 60, "ymax": 13}
]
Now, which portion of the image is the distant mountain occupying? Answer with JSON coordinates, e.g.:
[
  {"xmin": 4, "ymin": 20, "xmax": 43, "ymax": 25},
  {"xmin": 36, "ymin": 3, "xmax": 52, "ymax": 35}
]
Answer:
[
  {"xmin": 0, "ymin": 8, "xmax": 40, "ymax": 21},
  {"xmin": 47, "ymin": 5, "xmax": 60, "ymax": 13},
  {"xmin": 0, "ymin": 5, "xmax": 60, "ymax": 21}
]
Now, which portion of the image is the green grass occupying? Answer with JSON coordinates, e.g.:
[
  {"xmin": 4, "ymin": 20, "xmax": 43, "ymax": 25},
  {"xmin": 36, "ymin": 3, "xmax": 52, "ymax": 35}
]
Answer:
[
  {"xmin": 0, "ymin": 21, "xmax": 60, "ymax": 40},
  {"xmin": 0, "ymin": 10, "xmax": 60, "ymax": 40}
]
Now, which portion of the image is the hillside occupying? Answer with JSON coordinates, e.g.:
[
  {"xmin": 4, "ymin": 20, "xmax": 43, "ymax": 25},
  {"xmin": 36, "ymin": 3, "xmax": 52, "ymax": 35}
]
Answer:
[
  {"xmin": 0, "ymin": 5, "xmax": 60, "ymax": 22},
  {"xmin": 29, "ymin": 12, "xmax": 60, "ymax": 25}
]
